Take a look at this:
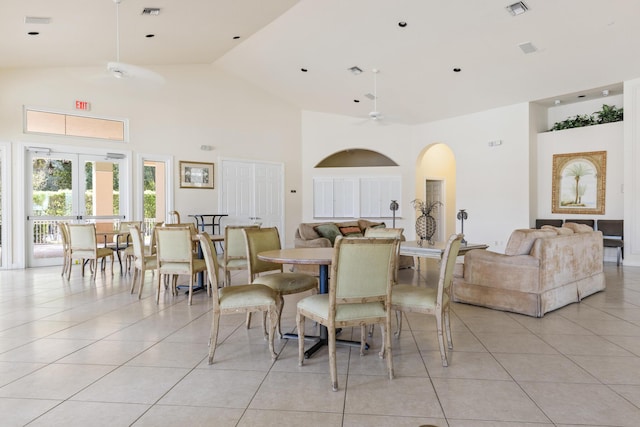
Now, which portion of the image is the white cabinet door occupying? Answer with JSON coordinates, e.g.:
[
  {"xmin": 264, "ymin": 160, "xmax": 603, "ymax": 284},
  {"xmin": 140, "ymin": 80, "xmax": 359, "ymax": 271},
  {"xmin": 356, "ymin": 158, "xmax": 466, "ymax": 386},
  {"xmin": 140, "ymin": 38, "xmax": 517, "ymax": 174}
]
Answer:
[{"xmin": 220, "ymin": 160, "xmax": 284, "ymax": 236}]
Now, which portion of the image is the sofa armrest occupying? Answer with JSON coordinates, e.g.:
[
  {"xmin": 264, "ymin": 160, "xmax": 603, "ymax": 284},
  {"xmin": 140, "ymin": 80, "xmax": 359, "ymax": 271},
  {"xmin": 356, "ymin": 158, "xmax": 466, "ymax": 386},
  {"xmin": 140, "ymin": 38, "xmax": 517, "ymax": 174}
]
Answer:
[
  {"xmin": 462, "ymin": 249, "xmax": 541, "ymax": 293},
  {"xmin": 294, "ymin": 237, "xmax": 332, "ymax": 248}
]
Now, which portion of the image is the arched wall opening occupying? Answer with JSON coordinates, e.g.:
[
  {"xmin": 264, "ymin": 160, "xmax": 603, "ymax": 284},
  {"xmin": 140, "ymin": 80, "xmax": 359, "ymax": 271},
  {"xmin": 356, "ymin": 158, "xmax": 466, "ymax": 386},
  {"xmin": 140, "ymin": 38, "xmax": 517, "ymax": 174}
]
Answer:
[{"xmin": 415, "ymin": 143, "xmax": 457, "ymax": 240}]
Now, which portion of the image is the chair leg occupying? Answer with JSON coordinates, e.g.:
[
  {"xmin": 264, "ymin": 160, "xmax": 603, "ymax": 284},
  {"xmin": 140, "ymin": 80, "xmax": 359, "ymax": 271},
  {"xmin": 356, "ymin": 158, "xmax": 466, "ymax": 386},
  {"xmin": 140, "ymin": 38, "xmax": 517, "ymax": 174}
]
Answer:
[
  {"xmin": 329, "ymin": 324, "xmax": 338, "ymax": 391},
  {"xmin": 435, "ymin": 314, "xmax": 448, "ymax": 367},
  {"xmin": 444, "ymin": 309, "xmax": 453, "ymax": 350},
  {"xmin": 394, "ymin": 310, "xmax": 403, "ymax": 337},
  {"xmin": 297, "ymin": 312, "xmax": 305, "ymax": 366},
  {"xmin": 268, "ymin": 307, "xmax": 278, "ymax": 360},
  {"xmin": 208, "ymin": 311, "xmax": 220, "ymax": 364},
  {"xmin": 262, "ymin": 311, "xmax": 268, "ymax": 338},
  {"xmin": 275, "ymin": 294, "xmax": 284, "ymax": 339},
  {"xmin": 246, "ymin": 312, "xmax": 252, "ymax": 329},
  {"xmin": 188, "ymin": 275, "xmax": 194, "ymax": 305},
  {"xmin": 130, "ymin": 267, "xmax": 138, "ymax": 294},
  {"xmin": 378, "ymin": 324, "xmax": 385, "ymax": 358},
  {"xmin": 360, "ymin": 325, "xmax": 366, "ymax": 356},
  {"xmin": 138, "ymin": 267, "xmax": 146, "ymax": 300},
  {"xmin": 617, "ymin": 247, "xmax": 622, "ymax": 266},
  {"xmin": 384, "ymin": 316, "xmax": 394, "ymax": 380},
  {"xmin": 156, "ymin": 273, "xmax": 162, "ymax": 304}
]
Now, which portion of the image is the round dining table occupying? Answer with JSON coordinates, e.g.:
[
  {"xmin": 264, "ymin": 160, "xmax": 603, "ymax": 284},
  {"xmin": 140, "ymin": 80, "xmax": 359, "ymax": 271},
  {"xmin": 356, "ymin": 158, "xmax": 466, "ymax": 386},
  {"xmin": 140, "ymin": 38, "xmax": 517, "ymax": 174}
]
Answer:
[{"xmin": 258, "ymin": 247, "xmax": 364, "ymax": 358}]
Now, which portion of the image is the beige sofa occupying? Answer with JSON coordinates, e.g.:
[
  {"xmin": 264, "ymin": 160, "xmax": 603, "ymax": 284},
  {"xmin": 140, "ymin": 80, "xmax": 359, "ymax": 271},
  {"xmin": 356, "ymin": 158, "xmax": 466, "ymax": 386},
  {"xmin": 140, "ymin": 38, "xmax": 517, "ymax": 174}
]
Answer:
[
  {"xmin": 452, "ymin": 223, "xmax": 605, "ymax": 317},
  {"xmin": 294, "ymin": 219, "xmax": 414, "ymax": 274}
]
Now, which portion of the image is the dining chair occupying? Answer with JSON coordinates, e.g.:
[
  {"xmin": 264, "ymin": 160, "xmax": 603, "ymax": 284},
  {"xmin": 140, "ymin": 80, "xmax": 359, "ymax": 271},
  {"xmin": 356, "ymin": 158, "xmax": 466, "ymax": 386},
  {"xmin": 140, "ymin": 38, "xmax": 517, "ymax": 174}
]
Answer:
[
  {"xmin": 363, "ymin": 227, "xmax": 404, "ymax": 336},
  {"xmin": 244, "ymin": 227, "xmax": 318, "ymax": 338},
  {"xmin": 66, "ymin": 223, "xmax": 115, "ymax": 279},
  {"xmin": 112, "ymin": 221, "xmax": 142, "ymax": 272},
  {"xmin": 155, "ymin": 225, "xmax": 207, "ymax": 305},
  {"xmin": 218, "ymin": 225, "xmax": 260, "ymax": 286},
  {"xmin": 58, "ymin": 222, "xmax": 71, "ymax": 277},
  {"xmin": 597, "ymin": 219, "xmax": 624, "ymax": 265},
  {"xmin": 168, "ymin": 210, "xmax": 181, "ymax": 224},
  {"xmin": 391, "ymin": 233, "xmax": 463, "ymax": 367},
  {"xmin": 123, "ymin": 221, "xmax": 163, "ymax": 272},
  {"xmin": 199, "ymin": 232, "xmax": 278, "ymax": 364},
  {"xmin": 297, "ymin": 236, "xmax": 398, "ymax": 391},
  {"xmin": 163, "ymin": 222, "xmax": 199, "ymax": 255},
  {"xmin": 129, "ymin": 225, "xmax": 158, "ymax": 298}
]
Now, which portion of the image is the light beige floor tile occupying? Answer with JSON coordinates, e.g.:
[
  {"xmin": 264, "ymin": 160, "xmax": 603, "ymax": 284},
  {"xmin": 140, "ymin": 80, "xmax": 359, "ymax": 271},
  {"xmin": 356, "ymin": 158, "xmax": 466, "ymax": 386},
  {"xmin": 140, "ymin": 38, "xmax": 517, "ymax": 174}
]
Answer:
[
  {"xmin": 432, "ymin": 378, "xmax": 550, "ymax": 423},
  {"xmin": 492, "ymin": 353, "xmax": 599, "ymax": 383},
  {"xmin": 28, "ymin": 400, "xmax": 150, "ymax": 427},
  {"xmin": 424, "ymin": 350, "xmax": 511, "ymax": 380},
  {"xmin": 521, "ymin": 381, "xmax": 640, "ymax": 426},
  {"xmin": 343, "ymin": 413, "xmax": 446, "ymax": 427},
  {"xmin": 0, "ymin": 320, "xmax": 76, "ymax": 339},
  {"xmin": 57, "ymin": 340, "xmax": 156, "ymax": 365},
  {"xmin": 509, "ymin": 313, "xmax": 592, "ymax": 335},
  {"xmin": 0, "ymin": 397, "xmax": 61, "ymax": 426},
  {"xmin": 47, "ymin": 320, "xmax": 129, "ymax": 340},
  {"xmin": 239, "ymin": 409, "xmax": 343, "ymax": 426},
  {"xmin": 196, "ymin": 337, "xmax": 281, "ymax": 371},
  {"xmin": 134, "ymin": 405, "xmax": 244, "ymax": 426},
  {"xmin": 249, "ymin": 371, "xmax": 346, "ymax": 413},
  {"xmin": 569, "ymin": 354, "xmax": 640, "ymax": 384},
  {"xmin": 448, "ymin": 421, "xmax": 554, "ymax": 427},
  {"xmin": 71, "ymin": 366, "xmax": 190, "ymax": 404},
  {"xmin": 0, "ymin": 361, "xmax": 46, "ymax": 387},
  {"xmin": 345, "ymin": 374, "xmax": 445, "ymax": 418},
  {"xmin": 605, "ymin": 334, "xmax": 640, "ymax": 355},
  {"xmin": 0, "ymin": 363, "xmax": 115, "ymax": 400},
  {"xmin": 539, "ymin": 333, "xmax": 634, "ymax": 356},
  {"xmin": 412, "ymin": 329, "xmax": 486, "ymax": 352},
  {"xmin": 125, "ymin": 341, "xmax": 207, "ymax": 368},
  {"xmin": 0, "ymin": 337, "xmax": 96, "ymax": 363},
  {"xmin": 158, "ymin": 369, "xmax": 266, "ymax": 408},
  {"xmin": 608, "ymin": 384, "xmax": 640, "ymax": 407},
  {"xmin": 474, "ymin": 332, "xmax": 559, "ymax": 354},
  {"xmin": 269, "ymin": 338, "xmax": 350, "ymax": 374},
  {"xmin": 576, "ymin": 319, "xmax": 640, "ymax": 336}
]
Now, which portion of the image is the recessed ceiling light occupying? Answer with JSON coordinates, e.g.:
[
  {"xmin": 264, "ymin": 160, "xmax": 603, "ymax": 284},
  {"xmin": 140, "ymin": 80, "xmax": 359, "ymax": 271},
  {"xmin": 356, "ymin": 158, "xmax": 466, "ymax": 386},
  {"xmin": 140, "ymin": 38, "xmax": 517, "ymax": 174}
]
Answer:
[
  {"xmin": 27, "ymin": 31, "xmax": 40, "ymax": 36},
  {"xmin": 348, "ymin": 66, "xmax": 363, "ymax": 75},
  {"xmin": 398, "ymin": 21, "xmax": 407, "ymax": 27},
  {"xmin": 453, "ymin": 67, "xmax": 461, "ymax": 72},
  {"xmin": 354, "ymin": 99, "xmax": 360, "ymax": 103},
  {"xmin": 233, "ymin": 36, "xmax": 241, "ymax": 40},
  {"xmin": 300, "ymin": 68, "xmax": 308, "ymax": 72},
  {"xmin": 578, "ymin": 95, "xmax": 586, "ymax": 98},
  {"xmin": 506, "ymin": 1, "xmax": 528, "ymax": 16},
  {"xmin": 145, "ymin": 34, "xmax": 155, "ymax": 38}
]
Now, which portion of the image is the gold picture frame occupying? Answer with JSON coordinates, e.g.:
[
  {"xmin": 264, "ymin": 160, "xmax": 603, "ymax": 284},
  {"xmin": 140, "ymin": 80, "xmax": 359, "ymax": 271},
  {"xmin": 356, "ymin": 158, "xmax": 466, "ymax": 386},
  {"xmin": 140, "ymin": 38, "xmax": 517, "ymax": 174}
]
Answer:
[
  {"xmin": 179, "ymin": 161, "xmax": 214, "ymax": 189},
  {"xmin": 552, "ymin": 151, "xmax": 606, "ymax": 214}
]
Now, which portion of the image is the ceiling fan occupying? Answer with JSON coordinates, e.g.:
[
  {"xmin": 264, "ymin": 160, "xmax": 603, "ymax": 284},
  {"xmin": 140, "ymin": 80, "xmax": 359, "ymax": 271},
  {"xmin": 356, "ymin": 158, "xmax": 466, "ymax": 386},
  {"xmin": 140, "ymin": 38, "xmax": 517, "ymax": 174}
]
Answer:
[
  {"xmin": 106, "ymin": 0, "xmax": 163, "ymax": 83},
  {"xmin": 367, "ymin": 69, "xmax": 383, "ymax": 121}
]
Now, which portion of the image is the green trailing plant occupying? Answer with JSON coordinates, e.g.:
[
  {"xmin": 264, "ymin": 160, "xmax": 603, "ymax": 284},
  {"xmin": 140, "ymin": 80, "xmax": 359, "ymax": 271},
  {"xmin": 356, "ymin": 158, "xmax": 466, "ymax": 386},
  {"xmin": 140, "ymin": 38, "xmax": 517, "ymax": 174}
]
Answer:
[{"xmin": 550, "ymin": 104, "xmax": 623, "ymax": 131}]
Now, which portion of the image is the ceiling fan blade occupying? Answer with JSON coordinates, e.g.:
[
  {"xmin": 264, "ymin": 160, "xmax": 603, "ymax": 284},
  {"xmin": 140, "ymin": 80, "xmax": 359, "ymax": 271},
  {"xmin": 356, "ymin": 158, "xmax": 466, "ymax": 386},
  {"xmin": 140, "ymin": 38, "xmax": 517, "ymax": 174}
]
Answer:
[{"xmin": 107, "ymin": 62, "xmax": 165, "ymax": 84}]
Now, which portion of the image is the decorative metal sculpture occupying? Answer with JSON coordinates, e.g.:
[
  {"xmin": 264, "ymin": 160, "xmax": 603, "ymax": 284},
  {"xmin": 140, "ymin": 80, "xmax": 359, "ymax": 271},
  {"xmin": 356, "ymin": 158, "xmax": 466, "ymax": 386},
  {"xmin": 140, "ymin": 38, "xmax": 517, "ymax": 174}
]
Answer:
[
  {"xmin": 389, "ymin": 200, "xmax": 399, "ymax": 228},
  {"xmin": 457, "ymin": 209, "xmax": 468, "ymax": 245},
  {"xmin": 411, "ymin": 199, "xmax": 443, "ymax": 245}
]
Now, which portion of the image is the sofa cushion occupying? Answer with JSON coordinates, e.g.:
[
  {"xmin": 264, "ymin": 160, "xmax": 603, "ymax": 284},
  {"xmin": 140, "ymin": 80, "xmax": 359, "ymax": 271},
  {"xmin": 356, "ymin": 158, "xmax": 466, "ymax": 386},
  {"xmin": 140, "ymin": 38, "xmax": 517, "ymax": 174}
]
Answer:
[
  {"xmin": 314, "ymin": 223, "xmax": 342, "ymax": 245},
  {"xmin": 542, "ymin": 225, "xmax": 574, "ymax": 235},
  {"xmin": 505, "ymin": 229, "xmax": 557, "ymax": 256},
  {"xmin": 298, "ymin": 222, "xmax": 322, "ymax": 240},
  {"xmin": 339, "ymin": 226, "xmax": 364, "ymax": 237},
  {"xmin": 563, "ymin": 222, "xmax": 594, "ymax": 233},
  {"xmin": 358, "ymin": 219, "xmax": 385, "ymax": 231}
]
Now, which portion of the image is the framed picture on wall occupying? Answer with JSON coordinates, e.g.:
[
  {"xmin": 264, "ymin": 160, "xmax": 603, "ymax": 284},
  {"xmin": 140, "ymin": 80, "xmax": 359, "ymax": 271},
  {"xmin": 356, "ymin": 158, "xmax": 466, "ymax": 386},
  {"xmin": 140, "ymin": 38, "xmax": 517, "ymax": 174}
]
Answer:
[
  {"xmin": 551, "ymin": 151, "xmax": 606, "ymax": 214},
  {"xmin": 179, "ymin": 161, "xmax": 214, "ymax": 189}
]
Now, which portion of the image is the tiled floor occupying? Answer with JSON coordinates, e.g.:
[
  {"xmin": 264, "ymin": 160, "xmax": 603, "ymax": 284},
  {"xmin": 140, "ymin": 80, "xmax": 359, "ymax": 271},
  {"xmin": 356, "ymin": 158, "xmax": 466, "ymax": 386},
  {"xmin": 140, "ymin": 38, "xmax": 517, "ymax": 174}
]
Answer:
[{"xmin": 1, "ymin": 260, "xmax": 640, "ymax": 426}]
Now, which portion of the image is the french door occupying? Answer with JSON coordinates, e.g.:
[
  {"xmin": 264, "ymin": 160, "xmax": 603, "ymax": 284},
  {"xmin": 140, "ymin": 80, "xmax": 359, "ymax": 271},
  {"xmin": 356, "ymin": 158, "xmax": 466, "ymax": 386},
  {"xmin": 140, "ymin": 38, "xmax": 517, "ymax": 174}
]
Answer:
[{"xmin": 26, "ymin": 150, "xmax": 128, "ymax": 267}]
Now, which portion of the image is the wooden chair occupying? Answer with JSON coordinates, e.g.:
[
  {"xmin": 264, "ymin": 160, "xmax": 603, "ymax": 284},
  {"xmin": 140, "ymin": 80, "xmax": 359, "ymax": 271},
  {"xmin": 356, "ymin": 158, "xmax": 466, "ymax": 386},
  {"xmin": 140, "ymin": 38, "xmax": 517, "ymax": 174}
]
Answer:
[
  {"xmin": 597, "ymin": 219, "xmax": 624, "ymax": 265},
  {"xmin": 155, "ymin": 225, "xmax": 207, "ymax": 305},
  {"xmin": 129, "ymin": 225, "xmax": 158, "ymax": 298},
  {"xmin": 123, "ymin": 221, "xmax": 163, "ymax": 272},
  {"xmin": 58, "ymin": 222, "xmax": 71, "ymax": 277},
  {"xmin": 218, "ymin": 225, "xmax": 260, "ymax": 286},
  {"xmin": 363, "ymin": 227, "xmax": 404, "ymax": 336},
  {"xmin": 244, "ymin": 227, "xmax": 318, "ymax": 338},
  {"xmin": 112, "ymin": 221, "xmax": 142, "ymax": 272},
  {"xmin": 168, "ymin": 210, "xmax": 181, "ymax": 224},
  {"xmin": 297, "ymin": 236, "xmax": 398, "ymax": 391},
  {"xmin": 199, "ymin": 232, "xmax": 278, "ymax": 364},
  {"xmin": 391, "ymin": 233, "xmax": 463, "ymax": 367},
  {"xmin": 66, "ymin": 223, "xmax": 114, "ymax": 279}
]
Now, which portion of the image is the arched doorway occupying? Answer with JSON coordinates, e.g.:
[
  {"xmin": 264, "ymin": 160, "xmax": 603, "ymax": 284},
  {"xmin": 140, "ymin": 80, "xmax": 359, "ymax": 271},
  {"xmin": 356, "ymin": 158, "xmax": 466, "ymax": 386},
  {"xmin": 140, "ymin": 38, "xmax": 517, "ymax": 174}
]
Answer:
[{"xmin": 415, "ymin": 143, "xmax": 456, "ymax": 241}]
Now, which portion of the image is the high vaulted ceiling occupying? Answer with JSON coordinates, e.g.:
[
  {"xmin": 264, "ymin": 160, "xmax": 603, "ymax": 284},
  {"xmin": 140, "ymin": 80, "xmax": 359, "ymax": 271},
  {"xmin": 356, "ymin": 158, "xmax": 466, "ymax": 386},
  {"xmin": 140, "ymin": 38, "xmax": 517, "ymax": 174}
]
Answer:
[{"xmin": 3, "ymin": 0, "xmax": 640, "ymax": 124}]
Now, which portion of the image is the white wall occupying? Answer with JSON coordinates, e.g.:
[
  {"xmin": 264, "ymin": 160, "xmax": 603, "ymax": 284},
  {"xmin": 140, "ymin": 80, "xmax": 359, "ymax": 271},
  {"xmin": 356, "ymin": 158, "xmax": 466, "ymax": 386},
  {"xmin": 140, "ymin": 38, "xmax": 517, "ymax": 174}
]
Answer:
[
  {"xmin": 412, "ymin": 103, "xmax": 532, "ymax": 252},
  {"xmin": 536, "ymin": 122, "xmax": 624, "ymax": 220},
  {"xmin": 0, "ymin": 64, "xmax": 303, "ymax": 266}
]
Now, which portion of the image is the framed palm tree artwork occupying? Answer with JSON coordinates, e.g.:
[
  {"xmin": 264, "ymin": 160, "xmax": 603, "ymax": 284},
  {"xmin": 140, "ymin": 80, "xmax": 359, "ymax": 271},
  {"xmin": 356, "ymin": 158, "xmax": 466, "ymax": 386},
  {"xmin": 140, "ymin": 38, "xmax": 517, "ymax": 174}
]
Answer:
[{"xmin": 552, "ymin": 151, "xmax": 606, "ymax": 214}]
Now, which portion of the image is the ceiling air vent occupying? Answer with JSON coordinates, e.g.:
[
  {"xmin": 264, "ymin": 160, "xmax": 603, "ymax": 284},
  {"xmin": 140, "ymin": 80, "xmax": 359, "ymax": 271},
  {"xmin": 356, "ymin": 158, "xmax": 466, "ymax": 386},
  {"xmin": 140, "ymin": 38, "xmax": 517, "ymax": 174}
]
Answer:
[
  {"xmin": 25, "ymin": 16, "xmax": 51, "ymax": 24},
  {"xmin": 141, "ymin": 8, "xmax": 161, "ymax": 15}
]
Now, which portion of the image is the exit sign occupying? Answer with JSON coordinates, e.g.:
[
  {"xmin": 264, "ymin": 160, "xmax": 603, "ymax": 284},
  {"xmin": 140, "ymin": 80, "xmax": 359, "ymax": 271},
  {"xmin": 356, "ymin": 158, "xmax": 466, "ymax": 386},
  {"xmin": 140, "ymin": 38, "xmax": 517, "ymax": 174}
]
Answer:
[{"xmin": 75, "ymin": 100, "xmax": 91, "ymax": 111}]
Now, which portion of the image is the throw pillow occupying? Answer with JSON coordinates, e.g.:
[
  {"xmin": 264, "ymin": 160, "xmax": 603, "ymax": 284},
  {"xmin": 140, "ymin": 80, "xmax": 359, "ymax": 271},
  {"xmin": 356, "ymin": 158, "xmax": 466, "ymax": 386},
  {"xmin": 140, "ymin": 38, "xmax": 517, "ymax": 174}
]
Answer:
[
  {"xmin": 314, "ymin": 223, "xmax": 342, "ymax": 245},
  {"xmin": 339, "ymin": 226, "xmax": 363, "ymax": 237},
  {"xmin": 370, "ymin": 222, "xmax": 386, "ymax": 229}
]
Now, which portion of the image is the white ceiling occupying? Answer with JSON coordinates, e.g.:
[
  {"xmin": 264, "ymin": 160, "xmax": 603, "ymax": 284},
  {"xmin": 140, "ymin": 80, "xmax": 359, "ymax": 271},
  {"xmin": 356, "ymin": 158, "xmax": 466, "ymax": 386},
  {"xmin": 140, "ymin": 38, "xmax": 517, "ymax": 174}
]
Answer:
[{"xmin": 3, "ymin": 0, "xmax": 640, "ymax": 124}]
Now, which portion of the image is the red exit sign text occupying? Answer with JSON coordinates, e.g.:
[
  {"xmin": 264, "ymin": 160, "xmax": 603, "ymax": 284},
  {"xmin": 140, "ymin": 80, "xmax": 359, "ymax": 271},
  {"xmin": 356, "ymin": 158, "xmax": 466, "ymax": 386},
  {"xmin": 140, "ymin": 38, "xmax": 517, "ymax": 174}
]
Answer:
[{"xmin": 75, "ymin": 100, "xmax": 91, "ymax": 111}]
